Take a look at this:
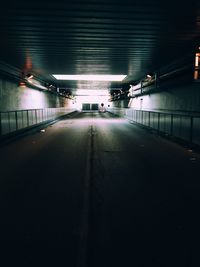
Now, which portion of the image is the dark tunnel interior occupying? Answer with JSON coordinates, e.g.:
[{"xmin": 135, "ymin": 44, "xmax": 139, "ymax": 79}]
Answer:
[{"xmin": 0, "ymin": 1, "xmax": 200, "ymax": 266}]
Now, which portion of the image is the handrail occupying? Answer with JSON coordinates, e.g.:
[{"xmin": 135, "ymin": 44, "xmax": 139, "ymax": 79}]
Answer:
[
  {"xmin": 0, "ymin": 107, "xmax": 69, "ymax": 113},
  {"xmin": 0, "ymin": 107, "xmax": 75, "ymax": 137},
  {"xmin": 108, "ymin": 107, "xmax": 200, "ymax": 147}
]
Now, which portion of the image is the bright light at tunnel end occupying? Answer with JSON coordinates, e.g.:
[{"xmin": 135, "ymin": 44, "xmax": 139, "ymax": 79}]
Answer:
[{"xmin": 52, "ymin": 74, "xmax": 127, "ymax": 81}]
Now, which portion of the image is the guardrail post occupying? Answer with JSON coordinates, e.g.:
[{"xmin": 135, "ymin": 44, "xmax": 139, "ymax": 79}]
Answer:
[
  {"xmin": 15, "ymin": 111, "xmax": 18, "ymax": 131},
  {"xmin": 0, "ymin": 112, "xmax": 2, "ymax": 136},
  {"xmin": 27, "ymin": 110, "xmax": 29, "ymax": 126},
  {"xmin": 35, "ymin": 109, "xmax": 37, "ymax": 124},
  {"xmin": 190, "ymin": 116, "xmax": 193, "ymax": 144},
  {"xmin": 141, "ymin": 110, "xmax": 143, "ymax": 124},
  {"xmin": 148, "ymin": 112, "xmax": 150, "ymax": 127},
  {"xmin": 170, "ymin": 114, "xmax": 173, "ymax": 136},
  {"xmin": 8, "ymin": 112, "xmax": 11, "ymax": 133},
  {"xmin": 158, "ymin": 113, "xmax": 160, "ymax": 132},
  {"xmin": 42, "ymin": 109, "xmax": 44, "ymax": 121},
  {"xmin": 22, "ymin": 111, "xmax": 24, "ymax": 127}
]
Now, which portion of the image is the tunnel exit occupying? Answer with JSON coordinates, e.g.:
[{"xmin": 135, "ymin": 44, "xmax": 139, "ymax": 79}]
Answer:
[
  {"xmin": 74, "ymin": 89, "xmax": 110, "ymax": 111},
  {"xmin": 82, "ymin": 103, "xmax": 99, "ymax": 111}
]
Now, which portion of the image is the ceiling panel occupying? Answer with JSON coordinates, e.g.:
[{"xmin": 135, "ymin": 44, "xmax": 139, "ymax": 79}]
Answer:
[{"xmin": 0, "ymin": 0, "xmax": 200, "ymax": 92}]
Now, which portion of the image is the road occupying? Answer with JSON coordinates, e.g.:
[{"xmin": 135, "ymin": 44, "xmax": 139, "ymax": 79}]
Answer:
[{"xmin": 0, "ymin": 111, "xmax": 200, "ymax": 267}]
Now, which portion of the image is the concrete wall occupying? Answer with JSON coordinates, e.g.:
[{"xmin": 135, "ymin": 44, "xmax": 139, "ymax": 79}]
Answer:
[
  {"xmin": 0, "ymin": 76, "xmax": 72, "ymax": 111},
  {"xmin": 113, "ymin": 82, "xmax": 200, "ymax": 113}
]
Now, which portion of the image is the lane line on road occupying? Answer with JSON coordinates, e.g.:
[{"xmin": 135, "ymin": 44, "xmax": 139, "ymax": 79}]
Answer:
[{"xmin": 76, "ymin": 123, "xmax": 94, "ymax": 267}]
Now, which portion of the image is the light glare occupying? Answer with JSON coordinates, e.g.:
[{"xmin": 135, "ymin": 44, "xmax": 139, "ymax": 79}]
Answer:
[
  {"xmin": 52, "ymin": 74, "xmax": 126, "ymax": 81},
  {"xmin": 195, "ymin": 53, "xmax": 199, "ymax": 67},
  {"xmin": 75, "ymin": 89, "xmax": 109, "ymax": 96}
]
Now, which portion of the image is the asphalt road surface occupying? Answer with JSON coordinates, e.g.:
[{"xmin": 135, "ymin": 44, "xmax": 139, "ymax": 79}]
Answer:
[{"xmin": 0, "ymin": 111, "xmax": 200, "ymax": 267}]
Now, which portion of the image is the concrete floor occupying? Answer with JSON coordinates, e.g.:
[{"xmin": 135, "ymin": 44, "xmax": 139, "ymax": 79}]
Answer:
[{"xmin": 0, "ymin": 111, "xmax": 200, "ymax": 267}]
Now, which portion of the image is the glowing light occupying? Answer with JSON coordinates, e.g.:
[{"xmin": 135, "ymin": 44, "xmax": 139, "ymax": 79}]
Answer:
[
  {"xmin": 19, "ymin": 81, "xmax": 26, "ymax": 88},
  {"xmin": 195, "ymin": 53, "xmax": 199, "ymax": 67},
  {"xmin": 27, "ymin": 79, "xmax": 33, "ymax": 84},
  {"xmin": 194, "ymin": 53, "xmax": 200, "ymax": 80},
  {"xmin": 27, "ymin": 74, "xmax": 33, "ymax": 80},
  {"xmin": 73, "ymin": 89, "xmax": 110, "ymax": 110},
  {"xmin": 194, "ymin": 70, "xmax": 199, "ymax": 80},
  {"xmin": 52, "ymin": 74, "xmax": 127, "ymax": 81},
  {"xmin": 25, "ymin": 78, "xmax": 47, "ymax": 90}
]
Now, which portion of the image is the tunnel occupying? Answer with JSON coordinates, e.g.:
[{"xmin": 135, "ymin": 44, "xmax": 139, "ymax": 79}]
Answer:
[{"xmin": 0, "ymin": 1, "xmax": 200, "ymax": 266}]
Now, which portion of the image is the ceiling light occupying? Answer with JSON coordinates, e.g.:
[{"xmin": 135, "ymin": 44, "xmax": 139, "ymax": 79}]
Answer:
[
  {"xmin": 75, "ymin": 89, "xmax": 109, "ymax": 96},
  {"xmin": 26, "ymin": 73, "xmax": 33, "ymax": 80},
  {"xmin": 19, "ymin": 81, "xmax": 26, "ymax": 88},
  {"xmin": 52, "ymin": 74, "xmax": 127, "ymax": 81}
]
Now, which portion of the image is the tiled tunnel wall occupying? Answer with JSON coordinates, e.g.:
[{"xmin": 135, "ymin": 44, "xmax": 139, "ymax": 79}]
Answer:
[
  {"xmin": 114, "ymin": 82, "xmax": 200, "ymax": 114},
  {"xmin": 0, "ymin": 76, "xmax": 72, "ymax": 111}
]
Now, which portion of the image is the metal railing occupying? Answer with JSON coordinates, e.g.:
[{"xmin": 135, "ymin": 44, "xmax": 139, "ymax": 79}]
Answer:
[
  {"xmin": 0, "ymin": 107, "xmax": 75, "ymax": 136},
  {"xmin": 108, "ymin": 107, "xmax": 200, "ymax": 147}
]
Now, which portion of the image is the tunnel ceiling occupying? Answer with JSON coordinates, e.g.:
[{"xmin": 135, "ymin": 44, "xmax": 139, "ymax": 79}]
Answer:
[{"xmin": 0, "ymin": 0, "xmax": 200, "ymax": 92}]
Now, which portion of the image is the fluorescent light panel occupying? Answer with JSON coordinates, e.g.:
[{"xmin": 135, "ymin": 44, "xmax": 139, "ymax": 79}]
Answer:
[
  {"xmin": 52, "ymin": 74, "xmax": 126, "ymax": 81},
  {"xmin": 76, "ymin": 89, "xmax": 109, "ymax": 96}
]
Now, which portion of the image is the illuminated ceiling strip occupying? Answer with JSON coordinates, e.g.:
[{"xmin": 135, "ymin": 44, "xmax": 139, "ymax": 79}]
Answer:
[
  {"xmin": 75, "ymin": 89, "xmax": 109, "ymax": 96},
  {"xmin": 52, "ymin": 74, "xmax": 127, "ymax": 81},
  {"xmin": 25, "ymin": 77, "xmax": 47, "ymax": 90}
]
